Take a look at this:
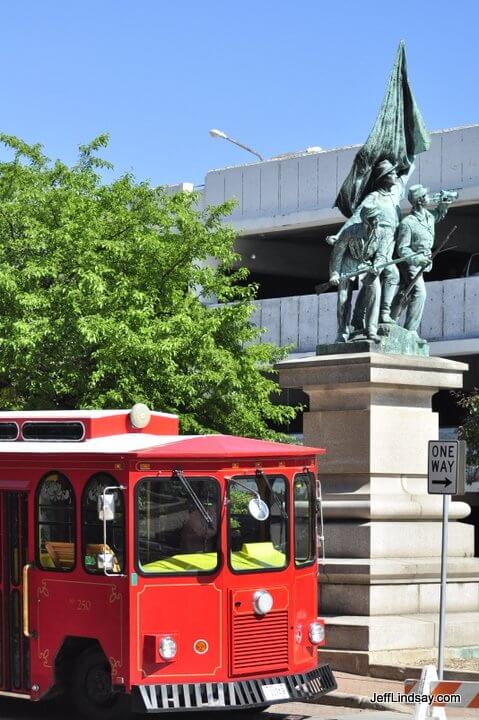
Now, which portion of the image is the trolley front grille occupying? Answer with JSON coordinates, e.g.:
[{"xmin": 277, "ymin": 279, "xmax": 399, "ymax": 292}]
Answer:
[
  {"xmin": 134, "ymin": 664, "xmax": 337, "ymax": 712},
  {"xmin": 231, "ymin": 610, "xmax": 289, "ymax": 675}
]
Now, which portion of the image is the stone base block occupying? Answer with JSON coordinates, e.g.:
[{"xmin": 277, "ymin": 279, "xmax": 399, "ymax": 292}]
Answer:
[
  {"xmin": 325, "ymin": 615, "xmax": 432, "ymax": 651},
  {"xmin": 321, "ymin": 646, "xmax": 479, "ymax": 675},
  {"xmin": 277, "ymin": 352, "xmax": 476, "ymax": 677},
  {"xmin": 322, "ymin": 494, "xmax": 470, "ymax": 522},
  {"xmin": 324, "ymin": 612, "xmax": 479, "ymax": 651},
  {"xmin": 319, "ymin": 556, "xmax": 479, "ymax": 583},
  {"xmin": 325, "ymin": 521, "xmax": 474, "ymax": 559},
  {"xmin": 321, "ymin": 580, "xmax": 479, "ymax": 616},
  {"xmin": 305, "ymin": 406, "xmax": 438, "ymax": 476},
  {"xmin": 319, "ymin": 648, "xmax": 372, "ymax": 675}
]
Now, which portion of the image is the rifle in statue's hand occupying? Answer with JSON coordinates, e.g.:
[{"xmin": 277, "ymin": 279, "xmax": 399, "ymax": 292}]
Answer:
[
  {"xmin": 315, "ymin": 251, "xmax": 425, "ymax": 295},
  {"xmin": 390, "ymin": 225, "xmax": 458, "ymax": 320}
]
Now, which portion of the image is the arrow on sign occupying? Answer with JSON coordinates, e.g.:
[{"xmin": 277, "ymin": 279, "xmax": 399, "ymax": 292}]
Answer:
[{"xmin": 432, "ymin": 477, "xmax": 453, "ymax": 488}]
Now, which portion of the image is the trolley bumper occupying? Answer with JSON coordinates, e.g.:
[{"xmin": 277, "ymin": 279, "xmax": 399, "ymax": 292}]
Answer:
[{"xmin": 133, "ymin": 663, "xmax": 336, "ymax": 713}]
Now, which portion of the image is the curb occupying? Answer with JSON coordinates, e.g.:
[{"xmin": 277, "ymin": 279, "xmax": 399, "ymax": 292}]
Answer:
[
  {"xmin": 370, "ymin": 663, "xmax": 479, "ymax": 682},
  {"xmin": 314, "ymin": 690, "xmax": 410, "ymax": 714}
]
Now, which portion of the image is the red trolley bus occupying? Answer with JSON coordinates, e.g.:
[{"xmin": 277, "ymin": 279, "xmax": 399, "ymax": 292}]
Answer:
[{"xmin": 0, "ymin": 405, "xmax": 335, "ymax": 717}]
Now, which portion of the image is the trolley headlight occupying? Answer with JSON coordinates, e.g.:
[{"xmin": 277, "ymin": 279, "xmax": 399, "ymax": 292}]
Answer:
[
  {"xmin": 253, "ymin": 590, "xmax": 273, "ymax": 615},
  {"xmin": 309, "ymin": 621, "xmax": 325, "ymax": 645},
  {"xmin": 159, "ymin": 636, "xmax": 177, "ymax": 660}
]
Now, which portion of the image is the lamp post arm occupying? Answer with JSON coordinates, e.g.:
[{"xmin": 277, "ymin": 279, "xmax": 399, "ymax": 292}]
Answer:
[{"xmin": 225, "ymin": 136, "xmax": 264, "ymax": 161}]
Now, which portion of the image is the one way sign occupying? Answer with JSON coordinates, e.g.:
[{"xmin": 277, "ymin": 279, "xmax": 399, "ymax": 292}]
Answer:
[{"xmin": 428, "ymin": 440, "xmax": 466, "ymax": 495}]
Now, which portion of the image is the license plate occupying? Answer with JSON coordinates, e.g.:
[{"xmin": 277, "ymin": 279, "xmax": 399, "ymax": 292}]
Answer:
[{"xmin": 261, "ymin": 682, "xmax": 290, "ymax": 701}]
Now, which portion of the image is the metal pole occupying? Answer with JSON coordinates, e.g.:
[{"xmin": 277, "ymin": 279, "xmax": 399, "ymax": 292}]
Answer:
[
  {"xmin": 438, "ymin": 493, "xmax": 449, "ymax": 680},
  {"xmin": 225, "ymin": 136, "xmax": 265, "ymax": 161}
]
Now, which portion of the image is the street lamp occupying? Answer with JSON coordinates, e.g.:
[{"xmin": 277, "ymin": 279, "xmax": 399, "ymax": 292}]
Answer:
[{"xmin": 209, "ymin": 129, "xmax": 265, "ymax": 162}]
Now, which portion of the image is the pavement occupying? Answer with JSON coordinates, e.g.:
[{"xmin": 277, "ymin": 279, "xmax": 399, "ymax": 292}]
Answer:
[
  {"xmin": 0, "ymin": 696, "xmax": 403, "ymax": 720},
  {"xmin": 316, "ymin": 670, "xmax": 479, "ymax": 718},
  {"xmin": 1, "ymin": 672, "xmax": 478, "ymax": 719},
  {"xmin": 324, "ymin": 671, "xmax": 409, "ymax": 711},
  {"xmin": 268, "ymin": 704, "xmax": 405, "ymax": 718}
]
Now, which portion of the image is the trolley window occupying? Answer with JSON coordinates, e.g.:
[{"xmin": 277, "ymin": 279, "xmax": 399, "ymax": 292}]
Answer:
[
  {"xmin": 0, "ymin": 422, "xmax": 18, "ymax": 440},
  {"xmin": 36, "ymin": 472, "xmax": 76, "ymax": 571},
  {"xmin": 23, "ymin": 422, "xmax": 84, "ymax": 441},
  {"xmin": 82, "ymin": 473, "xmax": 125, "ymax": 574},
  {"xmin": 294, "ymin": 472, "xmax": 315, "ymax": 566},
  {"xmin": 228, "ymin": 474, "xmax": 289, "ymax": 572},
  {"xmin": 136, "ymin": 475, "xmax": 220, "ymax": 575}
]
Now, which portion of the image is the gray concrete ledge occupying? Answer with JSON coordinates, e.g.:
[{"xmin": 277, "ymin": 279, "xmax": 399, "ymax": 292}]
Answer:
[{"xmin": 276, "ymin": 350, "xmax": 468, "ymax": 372}]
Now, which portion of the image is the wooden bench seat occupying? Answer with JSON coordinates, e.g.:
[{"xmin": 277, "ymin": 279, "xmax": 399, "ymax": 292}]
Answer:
[{"xmin": 45, "ymin": 541, "xmax": 75, "ymax": 569}]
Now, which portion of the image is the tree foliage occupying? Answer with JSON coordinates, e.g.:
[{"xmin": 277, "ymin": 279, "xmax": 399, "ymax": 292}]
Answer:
[
  {"xmin": 0, "ymin": 133, "xmax": 298, "ymax": 438},
  {"xmin": 457, "ymin": 391, "xmax": 479, "ymax": 470}
]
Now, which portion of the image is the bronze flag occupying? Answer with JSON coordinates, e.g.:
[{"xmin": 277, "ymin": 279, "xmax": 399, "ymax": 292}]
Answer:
[{"xmin": 335, "ymin": 41, "xmax": 430, "ymax": 218}]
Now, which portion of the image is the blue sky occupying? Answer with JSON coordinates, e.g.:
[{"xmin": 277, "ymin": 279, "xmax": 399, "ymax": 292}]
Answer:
[{"xmin": 1, "ymin": 1, "xmax": 477, "ymax": 186}]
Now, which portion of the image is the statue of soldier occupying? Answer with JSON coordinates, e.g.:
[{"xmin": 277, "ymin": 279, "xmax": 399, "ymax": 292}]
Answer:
[
  {"xmin": 329, "ymin": 204, "xmax": 387, "ymax": 342},
  {"xmin": 330, "ymin": 158, "xmax": 415, "ymax": 323},
  {"xmin": 395, "ymin": 184, "xmax": 450, "ymax": 333}
]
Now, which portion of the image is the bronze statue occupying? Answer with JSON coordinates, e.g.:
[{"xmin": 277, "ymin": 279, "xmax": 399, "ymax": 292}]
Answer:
[
  {"xmin": 394, "ymin": 184, "xmax": 451, "ymax": 334},
  {"xmin": 329, "ymin": 204, "xmax": 386, "ymax": 342},
  {"xmin": 330, "ymin": 158, "xmax": 415, "ymax": 324},
  {"xmin": 322, "ymin": 42, "xmax": 434, "ymax": 353}
]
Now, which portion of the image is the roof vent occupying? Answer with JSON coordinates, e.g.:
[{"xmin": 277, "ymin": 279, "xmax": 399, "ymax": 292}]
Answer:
[
  {"xmin": 22, "ymin": 422, "xmax": 85, "ymax": 442},
  {"xmin": 129, "ymin": 403, "xmax": 151, "ymax": 429}
]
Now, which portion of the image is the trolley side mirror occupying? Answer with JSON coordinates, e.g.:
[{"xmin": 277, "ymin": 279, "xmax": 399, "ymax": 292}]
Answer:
[
  {"xmin": 98, "ymin": 485, "xmax": 126, "ymax": 577},
  {"xmin": 98, "ymin": 493, "xmax": 115, "ymax": 521}
]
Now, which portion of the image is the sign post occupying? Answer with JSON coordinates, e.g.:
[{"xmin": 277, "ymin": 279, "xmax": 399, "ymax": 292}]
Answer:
[
  {"xmin": 437, "ymin": 493, "xmax": 449, "ymax": 681},
  {"xmin": 427, "ymin": 440, "xmax": 466, "ymax": 680}
]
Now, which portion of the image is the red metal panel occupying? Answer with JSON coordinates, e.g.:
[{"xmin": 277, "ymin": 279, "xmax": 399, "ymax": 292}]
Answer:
[
  {"xmin": 134, "ymin": 582, "xmax": 223, "ymax": 682},
  {"xmin": 0, "ymin": 418, "xmax": 325, "ymax": 704},
  {"xmin": 229, "ymin": 586, "xmax": 290, "ymax": 677},
  {"xmin": 0, "ymin": 480, "xmax": 29, "ymax": 491},
  {"xmin": 87, "ymin": 413, "xmax": 179, "ymax": 439},
  {"xmin": 135, "ymin": 434, "xmax": 325, "ymax": 459},
  {"xmin": 292, "ymin": 571, "xmax": 319, "ymax": 668},
  {"xmin": 231, "ymin": 610, "xmax": 289, "ymax": 675},
  {"xmin": 27, "ymin": 464, "xmax": 129, "ymax": 699},
  {"xmin": 0, "ymin": 492, "xmax": 4, "ymax": 690},
  {"xmin": 0, "ymin": 410, "xmax": 179, "ymax": 442}
]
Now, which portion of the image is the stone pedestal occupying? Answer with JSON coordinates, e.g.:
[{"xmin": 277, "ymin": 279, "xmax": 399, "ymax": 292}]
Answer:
[{"xmin": 277, "ymin": 352, "xmax": 479, "ymax": 673}]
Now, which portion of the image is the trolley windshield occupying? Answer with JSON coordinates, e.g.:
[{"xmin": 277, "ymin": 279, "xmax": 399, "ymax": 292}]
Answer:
[
  {"xmin": 136, "ymin": 475, "xmax": 220, "ymax": 574},
  {"xmin": 227, "ymin": 474, "xmax": 289, "ymax": 571}
]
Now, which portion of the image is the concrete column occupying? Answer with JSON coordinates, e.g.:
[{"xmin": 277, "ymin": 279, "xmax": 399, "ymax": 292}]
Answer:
[{"xmin": 277, "ymin": 352, "xmax": 479, "ymax": 674}]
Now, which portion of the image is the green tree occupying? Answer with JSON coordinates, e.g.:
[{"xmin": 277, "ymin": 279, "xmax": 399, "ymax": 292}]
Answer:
[
  {"xmin": 0, "ymin": 133, "xmax": 298, "ymax": 438},
  {"xmin": 457, "ymin": 392, "xmax": 479, "ymax": 472}
]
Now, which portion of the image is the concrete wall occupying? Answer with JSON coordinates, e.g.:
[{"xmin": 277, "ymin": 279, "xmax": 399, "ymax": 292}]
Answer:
[
  {"xmin": 202, "ymin": 125, "xmax": 479, "ymax": 235},
  {"xmin": 249, "ymin": 276, "xmax": 479, "ymax": 353}
]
